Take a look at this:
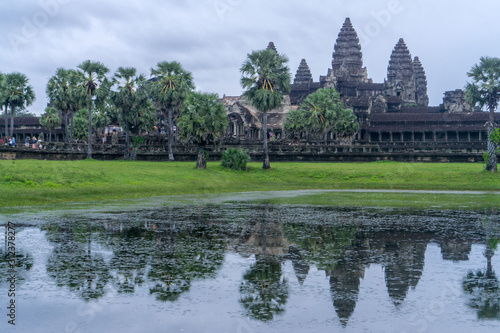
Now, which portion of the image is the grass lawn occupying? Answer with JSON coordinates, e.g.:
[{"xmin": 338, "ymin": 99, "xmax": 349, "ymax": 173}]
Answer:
[{"xmin": 0, "ymin": 159, "xmax": 499, "ymax": 209}]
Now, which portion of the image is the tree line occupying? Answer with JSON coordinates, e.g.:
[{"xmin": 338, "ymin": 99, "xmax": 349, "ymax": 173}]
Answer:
[{"xmin": 1, "ymin": 52, "xmax": 499, "ymax": 171}]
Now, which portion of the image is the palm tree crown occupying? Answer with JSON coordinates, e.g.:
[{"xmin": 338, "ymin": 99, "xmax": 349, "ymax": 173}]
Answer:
[
  {"xmin": 4, "ymin": 72, "xmax": 36, "ymax": 137},
  {"xmin": 465, "ymin": 56, "xmax": 500, "ymax": 115},
  {"xmin": 150, "ymin": 61, "xmax": 194, "ymax": 108},
  {"xmin": 111, "ymin": 67, "xmax": 153, "ymax": 160},
  {"xmin": 240, "ymin": 49, "xmax": 291, "ymax": 112},
  {"xmin": 76, "ymin": 60, "xmax": 110, "ymax": 159},
  {"xmin": 46, "ymin": 68, "xmax": 79, "ymax": 142},
  {"xmin": 150, "ymin": 61, "xmax": 195, "ymax": 161},
  {"xmin": 240, "ymin": 48, "xmax": 291, "ymax": 169},
  {"xmin": 465, "ymin": 56, "xmax": 500, "ymax": 172}
]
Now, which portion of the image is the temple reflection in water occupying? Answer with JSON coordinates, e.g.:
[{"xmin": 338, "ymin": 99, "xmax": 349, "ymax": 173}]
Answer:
[{"xmin": 35, "ymin": 204, "xmax": 499, "ymax": 326}]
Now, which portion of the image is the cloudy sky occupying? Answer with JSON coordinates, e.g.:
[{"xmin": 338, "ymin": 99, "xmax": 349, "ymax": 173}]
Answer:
[{"xmin": 1, "ymin": 0, "xmax": 499, "ymax": 115}]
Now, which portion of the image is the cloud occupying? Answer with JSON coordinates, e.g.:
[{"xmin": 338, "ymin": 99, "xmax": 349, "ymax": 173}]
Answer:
[{"xmin": 0, "ymin": 0, "xmax": 499, "ymax": 115}]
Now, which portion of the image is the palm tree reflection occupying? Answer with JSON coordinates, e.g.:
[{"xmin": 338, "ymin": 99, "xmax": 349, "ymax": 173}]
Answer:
[
  {"xmin": 45, "ymin": 220, "xmax": 110, "ymax": 301},
  {"xmin": 239, "ymin": 206, "xmax": 289, "ymax": 321},
  {"xmin": 240, "ymin": 255, "xmax": 288, "ymax": 321},
  {"xmin": 148, "ymin": 219, "xmax": 226, "ymax": 302},
  {"xmin": 462, "ymin": 213, "xmax": 500, "ymax": 319}
]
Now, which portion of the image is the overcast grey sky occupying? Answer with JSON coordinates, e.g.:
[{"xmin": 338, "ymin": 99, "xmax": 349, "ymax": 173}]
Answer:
[{"xmin": 1, "ymin": 0, "xmax": 499, "ymax": 115}]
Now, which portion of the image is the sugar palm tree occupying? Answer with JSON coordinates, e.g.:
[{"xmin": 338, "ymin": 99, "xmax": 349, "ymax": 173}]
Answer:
[
  {"xmin": 110, "ymin": 67, "xmax": 154, "ymax": 160},
  {"xmin": 465, "ymin": 56, "xmax": 500, "ymax": 172},
  {"xmin": 0, "ymin": 72, "xmax": 7, "ymax": 138},
  {"xmin": 177, "ymin": 92, "xmax": 228, "ymax": 169},
  {"xmin": 149, "ymin": 61, "xmax": 195, "ymax": 161},
  {"xmin": 4, "ymin": 72, "xmax": 36, "ymax": 137},
  {"xmin": 240, "ymin": 48, "xmax": 291, "ymax": 169},
  {"xmin": 46, "ymin": 68, "xmax": 79, "ymax": 143},
  {"xmin": 76, "ymin": 60, "xmax": 110, "ymax": 159},
  {"xmin": 39, "ymin": 106, "xmax": 61, "ymax": 142}
]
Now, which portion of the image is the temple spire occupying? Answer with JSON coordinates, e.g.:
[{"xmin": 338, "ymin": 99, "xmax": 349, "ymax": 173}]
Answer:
[
  {"xmin": 413, "ymin": 56, "xmax": 429, "ymax": 106},
  {"xmin": 293, "ymin": 59, "xmax": 313, "ymax": 85},
  {"xmin": 385, "ymin": 38, "xmax": 417, "ymax": 104},
  {"xmin": 267, "ymin": 41, "xmax": 278, "ymax": 54},
  {"xmin": 331, "ymin": 17, "xmax": 368, "ymax": 83},
  {"xmin": 387, "ymin": 38, "xmax": 413, "ymax": 82}
]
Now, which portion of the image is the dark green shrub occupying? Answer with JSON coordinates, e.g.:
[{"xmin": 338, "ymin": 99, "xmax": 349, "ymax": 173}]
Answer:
[{"xmin": 221, "ymin": 148, "xmax": 250, "ymax": 170}]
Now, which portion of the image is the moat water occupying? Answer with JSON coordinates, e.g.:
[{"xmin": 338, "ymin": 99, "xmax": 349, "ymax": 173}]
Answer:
[{"xmin": 1, "ymin": 196, "xmax": 500, "ymax": 332}]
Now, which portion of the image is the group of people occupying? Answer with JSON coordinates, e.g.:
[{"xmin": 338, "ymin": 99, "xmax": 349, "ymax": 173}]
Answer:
[
  {"xmin": 24, "ymin": 136, "xmax": 41, "ymax": 148},
  {"xmin": 3, "ymin": 136, "xmax": 16, "ymax": 147}
]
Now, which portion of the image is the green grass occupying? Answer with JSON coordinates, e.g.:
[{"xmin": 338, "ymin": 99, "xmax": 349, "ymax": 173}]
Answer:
[
  {"xmin": 258, "ymin": 191, "xmax": 500, "ymax": 211},
  {"xmin": 0, "ymin": 159, "xmax": 499, "ymax": 209}
]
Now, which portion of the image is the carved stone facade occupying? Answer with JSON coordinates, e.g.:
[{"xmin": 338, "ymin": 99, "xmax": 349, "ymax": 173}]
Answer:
[
  {"xmin": 290, "ymin": 19, "xmax": 432, "ymax": 110},
  {"xmin": 225, "ymin": 17, "xmax": 487, "ymax": 145}
]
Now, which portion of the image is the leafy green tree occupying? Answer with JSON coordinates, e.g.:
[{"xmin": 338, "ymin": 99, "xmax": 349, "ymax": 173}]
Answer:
[
  {"xmin": 3, "ymin": 72, "xmax": 36, "ymax": 137},
  {"xmin": 76, "ymin": 60, "xmax": 110, "ymax": 159},
  {"xmin": 333, "ymin": 108, "xmax": 360, "ymax": 144},
  {"xmin": 240, "ymin": 48, "xmax": 291, "ymax": 169},
  {"xmin": 39, "ymin": 106, "xmax": 61, "ymax": 142},
  {"xmin": 149, "ymin": 61, "xmax": 195, "ymax": 161},
  {"xmin": 284, "ymin": 88, "xmax": 359, "ymax": 144},
  {"xmin": 46, "ymin": 68, "xmax": 80, "ymax": 142},
  {"xmin": 465, "ymin": 56, "xmax": 500, "ymax": 172},
  {"xmin": 73, "ymin": 108, "xmax": 95, "ymax": 141},
  {"xmin": 110, "ymin": 67, "xmax": 155, "ymax": 160},
  {"xmin": 282, "ymin": 105, "xmax": 306, "ymax": 142},
  {"xmin": 178, "ymin": 92, "xmax": 228, "ymax": 169}
]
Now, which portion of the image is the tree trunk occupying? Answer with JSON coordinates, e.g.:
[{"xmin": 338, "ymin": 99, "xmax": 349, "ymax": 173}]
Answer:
[
  {"xmin": 64, "ymin": 111, "xmax": 69, "ymax": 143},
  {"xmin": 49, "ymin": 130, "xmax": 52, "ymax": 143},
  {"xmin": 263, "ymin": 112, "xmax": 270, "ymax": 169},
  {"xmin": 486, "ymin": 121, "xmax": 497, "ymax": 172},
  {"xmin": 124, "ymin": 122, "xmax": 130, "ymax": 160},
  {"xmin": 131, "ymin": 147, "xmax": 138, "ymax": 160},
  {"xmin": 486, "ymin": 107, "xmax": 497, "ymax": 172},
  {"xmin": 3, "ymin": 105, "xmax": 7, "ymax": 139},
  {"xmin": 197, "ymin": 146, "xmax": 206, "ymax": 169},
  {"xmin": 168, "ymin": 108, "xmax": 174, "ymax": 161},
  {"xmin": 87, "ymin": 98, "xmax": 93, "ymax": 159},
  {"xmin": 9, "ymin": 106, "xmax": 14, "ymax": 137},
  {"xmin": 70, "ymin": 111, "xmax": 74, "ymax": 142}
]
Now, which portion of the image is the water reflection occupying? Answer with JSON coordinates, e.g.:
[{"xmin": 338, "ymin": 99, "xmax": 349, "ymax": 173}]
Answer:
[
  {"xmin": 463, "ymin": 211, "xmax": 500, "ymax": 320},
  {"xmin": 45, "ymin": 220, "xmax": 111, "ymax": 301},
  {"xmin": 239, "ymin": 207, "xmax": 289, "ymax": 321},
  {"xmin": 30, "ymin": 205, "xmax": 500, "ymax": 327},
  {"xmin": 1, "ymin": 227, "xmax": 33, "ymax": 286}
]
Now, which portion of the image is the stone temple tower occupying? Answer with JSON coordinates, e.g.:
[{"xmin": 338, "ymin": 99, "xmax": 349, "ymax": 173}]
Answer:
[
  {"xmin": 412, "ymin": 57, "xmax": 429, "ymax": 106},
  {"xmin": 385, "ymin": 38, "xmax": 429, "ymax": 106},
  {"xmin": 293, "ymin": 59, "xmax": 313, "ymax": 85},
  {"xmin": 331, "ymin": 17, "xmax": 369, "ymax": 85}
]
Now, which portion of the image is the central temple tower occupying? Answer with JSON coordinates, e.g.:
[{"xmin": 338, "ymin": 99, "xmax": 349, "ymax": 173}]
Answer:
[{"xmin": 331, "ymin": 17, "xmax": 369, "ymax": 84}]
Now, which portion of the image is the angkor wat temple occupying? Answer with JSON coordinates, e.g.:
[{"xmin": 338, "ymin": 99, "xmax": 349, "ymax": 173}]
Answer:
[{"xmin": 224, "ymin": 17, "xmax": 500, "ymax": 146}]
